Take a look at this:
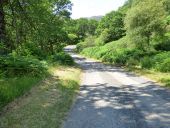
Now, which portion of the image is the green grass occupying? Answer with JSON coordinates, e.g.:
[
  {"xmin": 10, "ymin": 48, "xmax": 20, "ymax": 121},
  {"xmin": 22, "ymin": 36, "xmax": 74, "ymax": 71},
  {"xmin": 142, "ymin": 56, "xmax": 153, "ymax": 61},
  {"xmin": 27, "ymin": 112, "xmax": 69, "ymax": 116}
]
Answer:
[
  {"xmin": 0, "ymin": 76, "xmax": 43, "ymax": 110},
  {"xmin": 0, "ymin": 66, "xmax": 81, "ymax": 128}
]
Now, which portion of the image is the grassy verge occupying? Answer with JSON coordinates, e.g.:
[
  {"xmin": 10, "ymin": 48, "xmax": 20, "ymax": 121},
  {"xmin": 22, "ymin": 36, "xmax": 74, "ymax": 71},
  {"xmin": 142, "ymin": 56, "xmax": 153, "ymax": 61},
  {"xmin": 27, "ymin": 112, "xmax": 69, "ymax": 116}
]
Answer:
[
  {"xmin": 0, "ymin": 76, "xmax": 43, "ymax": 111},
  {"xmin": 0, "ymin": 66, "xmax": 81, "ymax": 128},
  {"xmin": 126, "ymin": 67, "xmax": 170, "ymax": 87}
]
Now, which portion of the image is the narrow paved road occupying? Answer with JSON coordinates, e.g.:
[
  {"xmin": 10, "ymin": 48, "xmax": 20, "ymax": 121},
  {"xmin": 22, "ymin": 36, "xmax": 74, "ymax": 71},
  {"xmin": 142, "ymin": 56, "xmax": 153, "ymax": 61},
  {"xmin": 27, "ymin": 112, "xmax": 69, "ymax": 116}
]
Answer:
[{"xmin": 63, "ymin": 46, "xmax": 170, "ymax": 128}]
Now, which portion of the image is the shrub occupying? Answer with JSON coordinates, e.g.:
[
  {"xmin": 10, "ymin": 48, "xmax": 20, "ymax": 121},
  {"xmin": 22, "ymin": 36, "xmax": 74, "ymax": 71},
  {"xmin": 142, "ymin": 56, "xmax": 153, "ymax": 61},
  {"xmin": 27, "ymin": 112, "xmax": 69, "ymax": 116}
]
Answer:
[
  {"xmin": 81, "ymin": 36, "xmax": 169, "ymax": 72},
  {"xmin": 84, "ymin": 35, "xmax": 96, "ymax": 47},
  {"xmin": 154, "ymin": 39, "xmax": 170, "ymax": 51},
  {"xmin": 81, "ymin": 46, "xmax": 109, "ymax": 59},
  {"xmin": 139, "ymin": 52, "xmax": 170, "ymax": 72},
  {"xmin": 155, "ymin": 58, "xmax": 170, "ymax": 72},
  {"xmin": 101, "ymin": 52, "xmax": 115, "ymax": 63},
  {"xmin": 94, "ymin": 47, "xmax": 108, "ymax": 59},
  {"xmin": 140, "ymin": 56, "xmax": 153, "ymax": 69},
  {"xmin": 112, "ymin": 50, "xmax": 128, "ymax": 65},
  {"xmin": 101, "ymin": 49, "xmax": 144, "ymax": 65},
  {"xmin": 52, "ymin": 52, "xmax": 74, "ymax": 66},
  {"xmin": 128, "ymin": 49, "xmax": 144, "ymax": 60},
  {"xmin": 127, "ymin": 58, "xmax": 139, "ymax": 66},
  {"xmin": 68, "ymin": 34, "xmax": 78, "ymax": 44},
  {"xmin": 81, "ymin": 47, "xmax": 97, "ymax": 58},
  {"xmin": 0, "ymin": 55, "xmax": 48, "ymax": 77},
  {"xmin": 152, "ymin": 52, "xmax": 170, "ymax": 64},
  {"xmin": 82, "ymin": 45, "xmax": 142, "ymax": 66},
  {"xmin": 76, "ymin": 42, "xmax": 86, "ymax": 53},
  {"xmin": 95, "ymin": 29, "xmax": 111, "ymax": 46}
]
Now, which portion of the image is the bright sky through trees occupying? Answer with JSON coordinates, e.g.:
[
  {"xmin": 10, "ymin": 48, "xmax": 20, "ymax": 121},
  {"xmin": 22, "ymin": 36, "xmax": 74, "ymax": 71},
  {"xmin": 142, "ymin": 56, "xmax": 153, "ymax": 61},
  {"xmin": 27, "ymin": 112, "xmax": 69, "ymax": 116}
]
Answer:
[{"xmin": 70, "ymin": 0, "xmax": 127, "ymax": 19}]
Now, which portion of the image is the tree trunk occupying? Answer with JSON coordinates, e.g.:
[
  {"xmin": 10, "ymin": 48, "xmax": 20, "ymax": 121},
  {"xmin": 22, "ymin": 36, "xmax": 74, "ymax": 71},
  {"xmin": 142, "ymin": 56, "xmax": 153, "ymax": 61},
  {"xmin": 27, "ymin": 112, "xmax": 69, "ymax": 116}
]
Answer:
[
  {"xmin": 0, "ymin": 0, "xmax": 8, "ymax": 54},
  {"xmin": 49, "ymin": 42, "xmax": 54, "ymax": 55},
  {"xmin": 0, "ymin": 0, "xmax": 6, "ymax": 43}
]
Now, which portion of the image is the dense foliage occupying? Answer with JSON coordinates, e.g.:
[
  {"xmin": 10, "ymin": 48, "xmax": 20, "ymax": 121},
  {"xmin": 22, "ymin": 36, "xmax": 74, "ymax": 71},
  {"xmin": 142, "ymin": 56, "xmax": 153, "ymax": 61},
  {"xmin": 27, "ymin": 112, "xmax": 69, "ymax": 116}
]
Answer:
[
  {"xmin": 0, "ymin": 55, "xmax": 48, "ymax": 77},
  {"xmin": 0, "ymin": 0, "xmax": 75, "ymax": 74},
  {"xmin": 96, "ymin": 11, "xmax": 126, "ymax": 43},
  {"xmin": 51, "ymin": 52, "xmax": 74, "ymax": 65},
  {"xmin": 0, "ymin": 0, "xmax": 72, "ymax": 56},
  {"xmin": 125, "ymin": 0, "xmax": 167, "ymax": 50},
  {"xmin": 66, "ymin": 18, "xmax": 98, "ymax": 43},
  {"xmin": 0, "ymin": 0, "xmax": 76, "ymax": 110},
  {"xmin": 78, "ymin": 0, "xmax": 170, "ymax": 74}
]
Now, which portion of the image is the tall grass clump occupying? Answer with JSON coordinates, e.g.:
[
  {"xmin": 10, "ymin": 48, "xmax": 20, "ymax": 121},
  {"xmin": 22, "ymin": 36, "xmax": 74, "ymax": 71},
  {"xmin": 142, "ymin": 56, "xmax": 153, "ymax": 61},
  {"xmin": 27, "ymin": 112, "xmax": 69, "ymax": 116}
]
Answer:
[{"xmin": 0, "ymin": 76, "xmax": 42, "ymax": 110}]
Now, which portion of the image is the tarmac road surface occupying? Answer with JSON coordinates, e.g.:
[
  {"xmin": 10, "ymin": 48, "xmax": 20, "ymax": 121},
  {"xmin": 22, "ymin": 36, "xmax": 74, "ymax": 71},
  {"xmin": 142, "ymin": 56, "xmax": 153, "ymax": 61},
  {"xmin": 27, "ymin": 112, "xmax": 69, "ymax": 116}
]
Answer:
[{"xmin": 63, "ymin": 46, "xmax": 170, "ymax": 128}]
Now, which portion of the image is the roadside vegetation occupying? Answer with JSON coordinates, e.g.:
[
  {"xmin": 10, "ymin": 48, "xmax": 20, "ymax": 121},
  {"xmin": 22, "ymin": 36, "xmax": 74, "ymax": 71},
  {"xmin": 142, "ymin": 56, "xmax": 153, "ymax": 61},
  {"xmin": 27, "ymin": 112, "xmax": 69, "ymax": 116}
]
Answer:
[
  {"xmin": 76, "ymin": 0, "xmax": 170, "ymax": 87},
  {"xmin": 0, "ymin": 1, "xmax": 81, "ymax": 126},
  {"xmin": 0, "ymin": 65, "xmax": 81, "ymax": 128},
  {"xmin": 0, "ymin": 52, "xmax": 75, "ymax": 110}
]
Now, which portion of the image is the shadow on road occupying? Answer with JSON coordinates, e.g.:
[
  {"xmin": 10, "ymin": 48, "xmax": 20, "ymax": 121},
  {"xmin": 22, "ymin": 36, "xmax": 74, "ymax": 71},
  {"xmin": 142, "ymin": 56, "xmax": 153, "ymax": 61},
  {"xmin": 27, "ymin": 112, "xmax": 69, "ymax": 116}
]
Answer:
[{"xmin": 64, "ymin": 46, "xmax": 170, "ymax": 128}]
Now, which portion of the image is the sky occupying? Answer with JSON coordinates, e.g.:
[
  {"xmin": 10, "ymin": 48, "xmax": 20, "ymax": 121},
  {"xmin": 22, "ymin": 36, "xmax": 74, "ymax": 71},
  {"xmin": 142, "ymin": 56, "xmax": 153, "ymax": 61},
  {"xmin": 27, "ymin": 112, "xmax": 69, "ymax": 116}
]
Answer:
[{"xmin": 70, "ymin": 0, "xmax": 127, "ymax": 19}]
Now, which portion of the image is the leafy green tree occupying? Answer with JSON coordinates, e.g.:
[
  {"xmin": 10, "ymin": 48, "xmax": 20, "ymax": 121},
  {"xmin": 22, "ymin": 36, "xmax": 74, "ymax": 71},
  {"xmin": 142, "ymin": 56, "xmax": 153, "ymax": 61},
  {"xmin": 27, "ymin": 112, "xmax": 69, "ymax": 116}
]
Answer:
[
  {"xmin": 75, "ymin": 18, "xmax": 98, "ymax": 41},
  {"xmin": 96, "ymin": 11, "xmax": 126, "ymax": 43},
  {"xmin": 87, "ymin": 19, "xmax": 98, "ymax": 35},
  {"xmin": 1, "ymin": 0, "xmax": 72, "ymax": 57},
  {"xmin": 118, "ymin": 0, "xmax": 133, "ymax": 14},
  {"xmin": 0, "ymin": 0, "xmax": 10, "ymax": 54},
  {"xmin": 125, "ymin": 0, "xmax": 167, "ymax": 50}
]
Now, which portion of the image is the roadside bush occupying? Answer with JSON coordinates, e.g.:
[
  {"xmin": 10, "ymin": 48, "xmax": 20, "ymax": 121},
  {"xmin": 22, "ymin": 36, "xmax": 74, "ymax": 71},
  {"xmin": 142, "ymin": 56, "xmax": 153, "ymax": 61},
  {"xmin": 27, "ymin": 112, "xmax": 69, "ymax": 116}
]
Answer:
[
  {"xmin": 81, "ymin": 47, "xmax": 98, "ymax": 58},
  {"xmin": 101, "ymin": 49, "xmax": 145, "ymax": 65},
  {"xmin": 94, "ymin": 47, "xmax": 109, "ymax": 59},
  {"xmin": 127, "ymin": 58, "xmax": 139, "ymax": 67},
  {"xmin": 52, "ymin": 52, "xmax": 74, "ymax": 66},
  {"xmin": 81, "ymin": 46, "xmax": 110, "ymax": 59},
  {"xmin": 110, "ymin": 50, "xmax": 128, "ymax": 65},
  {"xmin": 76, "ymin": 42, "xmax": 86, "ymax": 53},
  {"xmin": 68, "ymin": 34, "xmax": 78, "ymax": 44},
  {"xmin": 95, "ymin": 29, "xmax": 111, "ymax": 46},
  {"xmin": 140, "ymin": 56, "xmax": 153, "ymax": 69},
  {"xmin": 82, "ymin": 45, "xmax": 143, "ymax": 66},
  {"xmin": 152, "ymin": 52, "xmax": 170, "ymax": 64},
  {"xmin": 81, "ymin": 36, "xmax": 170, "ymax": 73},
  {"xmin": 140, "ymin": 52, "xmax": 170, "ymax": 72},
  {"xmin": 154, "ymin": 40, "xmax": 170, "ymax": 51},
  {"xmin": 127, "ymin": 49, "xmax": 144, "ymax": 60},
  {"xmin": 0, "ymin": 55, "xmax": 48, "ymax": 77},
  {"xmin": 155, "ymin": 58, "xmax": 170, "ymax": 72},
  {"xmin": 101, "ymin": 51, "xmax": 116, "ymax": 63}
]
